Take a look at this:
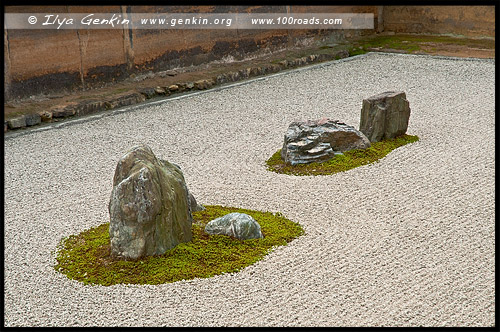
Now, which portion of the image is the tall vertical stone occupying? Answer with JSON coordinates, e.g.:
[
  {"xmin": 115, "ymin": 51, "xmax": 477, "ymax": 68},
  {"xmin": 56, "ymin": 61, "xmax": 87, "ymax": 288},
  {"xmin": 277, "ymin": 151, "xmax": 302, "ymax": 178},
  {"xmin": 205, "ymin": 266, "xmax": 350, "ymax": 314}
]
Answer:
[
  {"xmin": 359, "ymin": 91, "xmax": 411, "ymax": 142},
  {"xmin": 108, "ymin": 144, "xmax": 192, "ymax": 260}
]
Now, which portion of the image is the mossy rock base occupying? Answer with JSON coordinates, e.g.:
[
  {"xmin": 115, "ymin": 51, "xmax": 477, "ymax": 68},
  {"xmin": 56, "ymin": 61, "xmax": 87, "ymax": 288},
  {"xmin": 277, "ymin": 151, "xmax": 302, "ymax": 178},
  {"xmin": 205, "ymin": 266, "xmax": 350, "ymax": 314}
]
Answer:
[
  {"xmin": 54, "ymin": 205, "xmax": 304, "ymax": 286},
  {"xmin": 266, "ymin": 134, "xmax": 419, "ymax": 176}
]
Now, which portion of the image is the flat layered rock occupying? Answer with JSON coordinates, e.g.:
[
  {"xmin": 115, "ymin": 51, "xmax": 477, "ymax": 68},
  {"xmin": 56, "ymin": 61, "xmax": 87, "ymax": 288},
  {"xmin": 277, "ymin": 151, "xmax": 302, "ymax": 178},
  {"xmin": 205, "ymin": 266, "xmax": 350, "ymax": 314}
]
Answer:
[{"xmin": 281, "ymin": 118, "xmax": 371, "ymax": 165}]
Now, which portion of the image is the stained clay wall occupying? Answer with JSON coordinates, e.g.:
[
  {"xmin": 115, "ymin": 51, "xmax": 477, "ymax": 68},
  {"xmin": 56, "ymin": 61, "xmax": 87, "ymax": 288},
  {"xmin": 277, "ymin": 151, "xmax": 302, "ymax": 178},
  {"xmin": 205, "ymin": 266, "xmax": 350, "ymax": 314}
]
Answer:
[
  {"xmin": 4, "ymin": 5, "xmax": 377, "ymax": 101},
  {"xmin": 382, "ymin": 6, "xmax": 495, "ymax": 37},
  {"xmin": 4, "ymin": 5, "xmax": 494, "ymax": 101}
]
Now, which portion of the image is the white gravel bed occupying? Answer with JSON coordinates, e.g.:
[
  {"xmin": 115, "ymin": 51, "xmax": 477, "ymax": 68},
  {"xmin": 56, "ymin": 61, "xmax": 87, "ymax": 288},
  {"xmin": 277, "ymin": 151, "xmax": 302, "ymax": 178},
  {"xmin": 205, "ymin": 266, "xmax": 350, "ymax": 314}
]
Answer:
[{"xmin": 4, "ymin": 53, "xmax": 495, "ymax": 327}]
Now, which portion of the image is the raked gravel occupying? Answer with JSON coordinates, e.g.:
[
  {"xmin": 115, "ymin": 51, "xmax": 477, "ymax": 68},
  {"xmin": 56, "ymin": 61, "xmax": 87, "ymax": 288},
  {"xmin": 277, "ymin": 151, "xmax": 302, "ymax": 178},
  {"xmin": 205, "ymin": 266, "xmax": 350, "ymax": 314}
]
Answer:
[{"xmin": 4, "ymin": 53, "xmax": 495, "ymax": 327}]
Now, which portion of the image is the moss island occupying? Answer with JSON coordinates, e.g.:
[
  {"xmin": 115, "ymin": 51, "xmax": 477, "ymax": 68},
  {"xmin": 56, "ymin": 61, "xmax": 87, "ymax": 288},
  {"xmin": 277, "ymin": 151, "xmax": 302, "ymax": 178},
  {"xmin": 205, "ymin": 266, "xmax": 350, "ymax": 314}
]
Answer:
[
  {"xmin": 54, "ymin": 205, "xmax": 304, "ymax": 286},
  {"xmin": 267, "ymin": 134, "xmax": 420, "ymax": 176}
]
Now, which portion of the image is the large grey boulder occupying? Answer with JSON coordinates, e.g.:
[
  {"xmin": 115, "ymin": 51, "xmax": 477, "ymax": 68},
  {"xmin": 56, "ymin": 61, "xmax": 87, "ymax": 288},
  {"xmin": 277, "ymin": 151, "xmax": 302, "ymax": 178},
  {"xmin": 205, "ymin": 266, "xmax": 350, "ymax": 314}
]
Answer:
[
  {"xmin": 359, "ymin": 91, "xmax": 411, "ymax": 142},
  {"xmin": 109, "ymin": 144, "xmax": 193, "ymax": 260},
  {"xmin": 281, "ymin": 118, "xmax": 371, "ymax": 165},
  {"xmin": 169, "ymin": 162, "xmax": 205, "ymax": 213},
  {"xmin": 205, "ymin": 213, "xmax": 264, "ymax": 240}
]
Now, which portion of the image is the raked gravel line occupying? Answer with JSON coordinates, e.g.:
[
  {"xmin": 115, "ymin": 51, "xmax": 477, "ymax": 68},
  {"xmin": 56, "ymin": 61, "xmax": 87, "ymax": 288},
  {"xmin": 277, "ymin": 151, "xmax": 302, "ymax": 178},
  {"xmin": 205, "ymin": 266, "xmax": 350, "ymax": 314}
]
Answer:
[{"xmin": 4, "ymin": 53, "xmax": 495, "ymax": 327}]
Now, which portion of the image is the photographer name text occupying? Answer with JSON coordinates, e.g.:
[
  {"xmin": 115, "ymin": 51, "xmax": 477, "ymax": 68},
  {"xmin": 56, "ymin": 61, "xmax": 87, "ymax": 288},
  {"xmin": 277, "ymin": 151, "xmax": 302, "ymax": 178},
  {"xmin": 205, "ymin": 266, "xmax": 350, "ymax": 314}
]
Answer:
[{"xmin": 43, "ymin": 14, "xmax": 129, "ymax": 29}]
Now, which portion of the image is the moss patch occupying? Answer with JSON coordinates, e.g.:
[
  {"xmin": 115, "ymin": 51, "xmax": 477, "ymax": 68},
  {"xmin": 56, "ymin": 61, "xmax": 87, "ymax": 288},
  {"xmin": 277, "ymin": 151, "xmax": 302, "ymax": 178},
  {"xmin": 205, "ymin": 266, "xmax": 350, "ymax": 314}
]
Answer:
[
  {"xmin": 267, "ymin": 134, "xmax": 419, "ymax": 176},
  {"xmin": 54, "ymin": 205, "xmax": 304, "ymax": 286},
  {"xmin": 346, "ymin": 34, "xmax": 494, "ymax": 57}
]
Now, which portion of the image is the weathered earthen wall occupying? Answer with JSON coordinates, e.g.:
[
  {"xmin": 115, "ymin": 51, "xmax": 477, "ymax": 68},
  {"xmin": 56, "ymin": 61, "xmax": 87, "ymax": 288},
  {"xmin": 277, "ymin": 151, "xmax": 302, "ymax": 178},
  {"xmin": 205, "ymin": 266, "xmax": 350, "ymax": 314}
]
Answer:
[
  {"xmin": 382, "ymin": 6, "xmax": 495, "ymax": 37},
  {"xmin": 4, "ymin": 5, "xmax": 494, "ymax": 101},
  {"xmin": 4, "ymin": 5, "xmax": 376, "ymax": 101}
]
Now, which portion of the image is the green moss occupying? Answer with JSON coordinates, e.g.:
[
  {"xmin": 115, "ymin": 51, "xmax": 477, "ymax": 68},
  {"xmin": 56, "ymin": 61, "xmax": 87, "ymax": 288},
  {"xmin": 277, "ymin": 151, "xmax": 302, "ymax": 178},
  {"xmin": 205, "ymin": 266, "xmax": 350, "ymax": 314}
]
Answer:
[
  {"xmin": 266, "ymin": 134, "xmax": 419, "ymax": 176},
  {"xmin": 348, "ymin": 47, "xmax": 368, "ymax": 56},
  {"xmin": 346, "ymin": 34, "xmax": 494, "ymax": 56},
  {"xmin": 53, "ymin": 205, "xmax": 304, "ymax": 286},
  {"xmin": 270, "ymin": 58, "xmax": 285, "ymax": 64},
  {"xmin": 113, "ymin": 87, "xmax": 131, "ymax": 94},
  {"xmin": 346, "ymin": 36, "xmax": 421, "ymax": 54}
]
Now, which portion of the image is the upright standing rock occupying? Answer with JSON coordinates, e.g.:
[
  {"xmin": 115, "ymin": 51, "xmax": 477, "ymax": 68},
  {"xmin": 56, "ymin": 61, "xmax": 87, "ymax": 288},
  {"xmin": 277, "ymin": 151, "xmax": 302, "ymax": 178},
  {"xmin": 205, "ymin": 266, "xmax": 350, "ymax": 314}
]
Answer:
[
  {"xmin": 359, "ymin": 91, "xmax": 411, "ymax": 142},
  {"xmin": 168, "ymin": 161, "xmax": 205, "ymax": 213},
  {"xmin": 109, "ymin": 144, "xmax": 193, "ymax": 260}
]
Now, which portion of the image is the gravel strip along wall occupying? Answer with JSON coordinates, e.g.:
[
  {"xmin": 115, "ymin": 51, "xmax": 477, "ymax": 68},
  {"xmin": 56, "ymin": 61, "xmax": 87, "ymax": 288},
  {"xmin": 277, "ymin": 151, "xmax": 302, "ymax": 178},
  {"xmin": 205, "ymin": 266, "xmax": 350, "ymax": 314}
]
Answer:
[{"xmin": 4, "ymin": 53, "xmax": 494, "ymax": 327}]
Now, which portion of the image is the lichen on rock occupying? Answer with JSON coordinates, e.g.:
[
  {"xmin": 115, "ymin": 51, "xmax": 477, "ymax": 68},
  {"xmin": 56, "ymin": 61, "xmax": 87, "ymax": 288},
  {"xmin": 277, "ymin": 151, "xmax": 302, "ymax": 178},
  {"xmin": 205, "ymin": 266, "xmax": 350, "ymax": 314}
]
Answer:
[
  {"xmin": 359, "ymin": 91, "xmax": 411, "ymax": 142},
  {"xmin": 205, "ymin": 212, "xmax": 264, "ymax": 240},
  {"xmin": 108, "ymin": 144, "xmax": 193, "ymax": 260},
  {"xmin": 281, "ymin": 118, "xmax": 371, "ymax": 165}
]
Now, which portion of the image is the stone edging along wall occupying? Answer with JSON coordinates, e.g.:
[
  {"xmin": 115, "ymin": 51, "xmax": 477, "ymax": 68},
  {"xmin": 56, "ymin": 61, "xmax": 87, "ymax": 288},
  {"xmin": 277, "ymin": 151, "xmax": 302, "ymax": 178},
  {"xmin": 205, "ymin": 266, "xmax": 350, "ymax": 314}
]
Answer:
[{"xmin": 4, "ymin": 49, "xmax": 349, "ymax": 133}]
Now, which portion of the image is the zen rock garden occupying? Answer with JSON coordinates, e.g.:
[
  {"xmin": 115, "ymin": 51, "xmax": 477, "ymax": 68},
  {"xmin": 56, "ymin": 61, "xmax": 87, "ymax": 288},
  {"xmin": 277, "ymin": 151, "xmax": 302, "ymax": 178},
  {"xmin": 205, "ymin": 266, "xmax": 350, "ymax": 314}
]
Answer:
[
  {"xmin": 108, "ymin": 91, "xmax": 411, "ymax": 261},
  {"xmin": 52, "ymin": 90, "xmax": 415, "ymax": 287},
  {"xmin": 108, "ymin": 144, "xmax": 263, "ymax": 261},
  {"xmin": 281, "ymin": 91, "xmax": 411, "ymax": 165}
]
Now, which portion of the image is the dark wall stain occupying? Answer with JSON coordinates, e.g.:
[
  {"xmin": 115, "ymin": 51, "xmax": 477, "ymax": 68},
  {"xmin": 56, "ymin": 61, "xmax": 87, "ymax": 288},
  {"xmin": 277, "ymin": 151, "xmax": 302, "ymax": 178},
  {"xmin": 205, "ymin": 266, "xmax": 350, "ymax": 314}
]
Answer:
[
  {"xmin": 262, "ymin": 35, "xmax": 289, "ymax": 47},
  {"xmin": 237, "ymin": 39, "xmax": 259, "ymax": 54},
  {"xmin": 84, "ymin": 63, "xmax": 130, "ymax": 88},
  {"xmin": 211, "ymin": 41, "xmax": 233, "ymax": 57},
  {"xmin": 136, "ymin": 46, "xmax": 204, "ymax": 73},
  {"xmin": 10, "ymin": 71, "xmax": 81, "ymax": 99}
]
